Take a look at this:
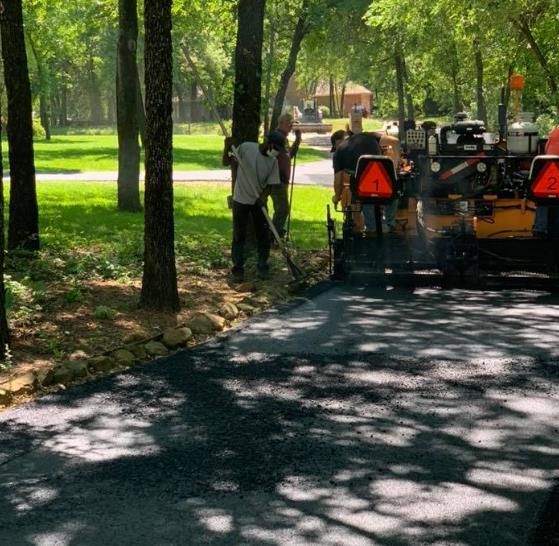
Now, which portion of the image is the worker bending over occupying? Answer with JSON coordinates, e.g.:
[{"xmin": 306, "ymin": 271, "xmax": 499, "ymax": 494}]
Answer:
[{"xmin": 231, "ymin": 140, "xmax": 281, "ymax": 283}]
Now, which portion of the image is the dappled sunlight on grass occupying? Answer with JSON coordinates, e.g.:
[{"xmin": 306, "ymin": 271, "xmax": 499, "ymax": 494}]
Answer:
[{"xmin": 2, "ymin": 134, "xmax": 327, "ymax": 173}]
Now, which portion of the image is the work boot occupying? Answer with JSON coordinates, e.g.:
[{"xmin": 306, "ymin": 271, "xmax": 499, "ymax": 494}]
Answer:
[
  {"xmin": 257, "ymin": 263, "xmax": 270, "ymax": 280},
  {"xmin": 231, "ymin": 269, "xmax": 245, "ymax": 283}
]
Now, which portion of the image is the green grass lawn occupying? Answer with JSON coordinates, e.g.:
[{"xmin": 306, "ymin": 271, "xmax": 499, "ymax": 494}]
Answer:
[
  {"xmin": 7, "ymin": 134, "xmax": 327, "ymax": 174},
  {"xmin": 28, "ymin": 182, "xmax": 330, "ymax": 283}
]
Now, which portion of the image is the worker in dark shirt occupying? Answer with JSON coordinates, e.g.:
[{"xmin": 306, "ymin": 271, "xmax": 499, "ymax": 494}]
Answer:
[
  {"xmin": 265, "ymin": 112, "xmax": 301, "ymax": 239},
  {"xmin": 331, "ymin": 130, "xmax": 400, "ymax": 233},
  {"xmin": 331, "ymin": 132, "xmax": 382, "ymax": 233}
]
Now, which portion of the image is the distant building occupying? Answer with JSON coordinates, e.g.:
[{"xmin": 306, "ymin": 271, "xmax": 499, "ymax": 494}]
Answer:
[{"xmin": 314, "ymin": 82, "xmax": 373, "ymax": 117}]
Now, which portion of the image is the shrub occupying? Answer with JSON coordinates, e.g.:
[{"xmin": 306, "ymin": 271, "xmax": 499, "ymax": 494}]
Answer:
[
  {"xmin": 32, "ymin": 119, "xmax": 46, "ymax": 139},
  {"xmin": 319, "ymin": 105, "xmax": 330, "ymax": 118},
  {"xmin": 535, "ymin": 113, "xmax": 558, "ymax": 136},
  {"xmin": 93, "ymin": 306, "xmax": 116, "ymax": 320}
]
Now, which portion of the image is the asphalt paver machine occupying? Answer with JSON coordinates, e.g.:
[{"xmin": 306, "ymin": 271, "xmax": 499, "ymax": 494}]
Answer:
[{"xmin": 327, "ymin": 82, "xmax": 559, "ymax": 289}]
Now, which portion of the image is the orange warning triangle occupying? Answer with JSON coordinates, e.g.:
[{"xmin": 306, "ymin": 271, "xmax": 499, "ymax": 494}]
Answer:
[
  {"xmin": 532, "ymin": 160, "xmax": 559, "ymax": 199},
  {"xmin": 357, "ymin": 161, "xmax": 393, "ymax": 199}
]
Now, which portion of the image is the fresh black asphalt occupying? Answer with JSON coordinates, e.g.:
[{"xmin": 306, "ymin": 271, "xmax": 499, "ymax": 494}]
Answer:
[{"xmin": 1, "ymin": 283, "xmax": 558, "ymax": 545}]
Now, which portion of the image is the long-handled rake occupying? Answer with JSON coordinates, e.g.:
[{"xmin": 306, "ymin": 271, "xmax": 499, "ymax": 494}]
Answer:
[
  {"xmin": 285, "ymin": 152, "xmax": 297, "ymax": 241},
  {"xmin": 230, "ymin": 146, "xmax": 307, "ymax": 283}
]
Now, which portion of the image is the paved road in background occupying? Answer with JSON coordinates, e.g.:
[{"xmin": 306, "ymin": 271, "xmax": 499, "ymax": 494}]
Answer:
[
  {"xmin": 1, "ymin": 284, "xmax": 558, "ymax": 545},
  {"xmin": 32, "ymin": 158, "xmax": 333, "ymax": 187},
  {"xmin": 33, "ymin": 133, "xmax": 334, "ymax": 186}
]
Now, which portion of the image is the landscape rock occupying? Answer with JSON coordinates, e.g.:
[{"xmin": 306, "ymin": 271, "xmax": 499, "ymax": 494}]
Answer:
[
  {"xmin": 0, "ymin": 388, "xmax": 12, "ymax": 405},
  {"xmin": 249, "ymin": 295, "xmax": 270, "ymax": 306},
  {"xmin": 112, "ymin": 349, "xmax": 136, "ymax": 366},
  {"xmin": 123, "ymin": 331, "xmax": 147, "ymax": 344},
  {"xmin": 237, "ymin": 303, "xmax": 256, "ymax": 314},
  {"xmin": 69, "ymin": 350, "xmax": 89, "ymax": 361},
  {"xmin": 36, "ymin": 368, "xmax": 55, "ymax": 387},
  {"xmin": 145, "ymin": 341, "xmax": 169, "ymax": 357},
  {"xmin": 187, "ymin": 313, "xmax": 226, "ymax": 335},
  {"xmin": 162, "ymin": 327, "xmax": 192, "ymax": 349},
  {"xmin": 53, "ymin": 361, "xmax": 89, "ymax": 384},
  {"xmin": 129, "ymin": 345, "xmax": 148, "ymax": 360},
  {"xmin": 0, "ymin": 372, "xmax": 37, "ymax": 395},
  {"xmin": 88, "ymin": 355, "xmax": 115, "ymax": 373},
  {"xmin": 219, "ymin": 302, "xmax": 239, "ymax": 321}
]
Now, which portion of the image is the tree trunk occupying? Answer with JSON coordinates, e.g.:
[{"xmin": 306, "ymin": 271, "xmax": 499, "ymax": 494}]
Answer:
[
  {"xmin": 136, "ymin": 65, "xmax": 146, "ymax": 146},
  {"xmin": 174, "ymin": 82, "xmax": 189, "ymax": 123},
  {"xmin": 262, "ymin": 9, "xmax": 276, "ymax": 136},
  {"xmin": 400, "ymin": 55, "xmax": 414, "ymax": 121},
  {"xmin": 270, "ymin": 1, "xmax": 308, "ymax": 130},
  {"xmin": 60, "ymin": 85, "xmax": 68, "ymax": 126},
  {"xmin": 474, "ymin": 40, "xmax": 487, "ymax": 124},
  {"xmin": 231, "ymin": 0, "xmax": 266, "ymax": 145},
  {"xmin": 448, "ymin": 38, "xmax": 462, "ymax": 113},
  {"xmin": 27, "ymin": 35, "xmax": 50, "ymax": 140},
  {"xmin": 88, "ymin": 55, "xmax": 104, "ymax": 124},
  {"xmin": 329, "ymin": 75, "xmax": 335, "ymax": 117},
  {"xmin": 140, "ymin": 0, "xmax": 179, "ymax": 312},
  {"xmin": 513, "ymin": 18, "xmax": 559, "ymax": 107},
  {"xmin": 395, "ymin": 45, "xmax": 406, "ymax": 145},
  {"xmin": 339, "ymin": 83, "xmax": 346, "ymax": 117},
  {"xmin": 0, "ymin": 99, "xmax": 11, "ymax": 358},
  {"xmin": 0, "ymin": 0, "xmax": 40, "ymax": 251},
  {"xmin": 117, "ymin": 0, "xmax": 141, "ymax": 212},
  {"xmin": 107, "ymin": 90, "xmax": 116, "ymax": 124}
]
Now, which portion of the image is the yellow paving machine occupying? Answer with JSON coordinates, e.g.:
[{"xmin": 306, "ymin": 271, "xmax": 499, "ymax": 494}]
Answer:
[{"xmin": 327, "ymin": 79, "xmax": 559, "ymax": 288}]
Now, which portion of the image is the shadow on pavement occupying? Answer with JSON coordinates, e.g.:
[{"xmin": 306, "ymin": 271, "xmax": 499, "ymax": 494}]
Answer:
[{"xmin": 0, "ymin": 286, "xmax": 558, "ymax": 545}]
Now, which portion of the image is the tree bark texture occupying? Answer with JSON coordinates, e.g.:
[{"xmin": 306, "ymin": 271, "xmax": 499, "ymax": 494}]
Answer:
[
  {"xmin": 140, "ymin": 0, "xmax": 179, "ymax": 312},
  {"xmin": 474, "ymin": 40, "xmax": 487, "ymax": 124},
  {"xmin": 270, "ymin": 1, "xmax": 308, "ymax": 130},
  {"xmin": 0, "ymin": 0, "xmax": 40, "ymax": 251},
  {"xmin": 117, "ymin": 0, "xmax": 142, "ymax": 212},
  {"xmin": 0, "ymin": 104, "xmax": 11, "ymax": 358},
  {"xmin": 231, "ymin": 0, "xmax": 266, "ymax": 145}
]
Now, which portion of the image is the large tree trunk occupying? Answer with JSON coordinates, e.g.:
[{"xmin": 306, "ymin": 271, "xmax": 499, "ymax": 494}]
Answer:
[
  {"xmin": 140, "ymin": 0, "xmax": 179, "ymax": 312},
  {"xmin": 117, "ymin": 0, "xmax": 142, "ymax": 212},
  {"xmin": 474, "ymin": 40, "xmax": 487, "ymax": 124},
  {"xmin": 270, "ymin": 0, "xmax": 308, "ymax": 130},
  {"xmin": 231, "ymin": 0, "xmax": 266, "ymax": 145},
  {"xmin": 0, "ymin": 104, "xmax": 11, "ymax": 358},
  {"xmin": 0, "ymin": 0, "xmax": 40, "ymax": 251}
]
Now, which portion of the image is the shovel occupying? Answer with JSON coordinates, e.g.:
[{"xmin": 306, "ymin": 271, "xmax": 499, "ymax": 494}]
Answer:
[{"xmin": 230, "ymin": 145, "xmax": 307, "ymax": 283}]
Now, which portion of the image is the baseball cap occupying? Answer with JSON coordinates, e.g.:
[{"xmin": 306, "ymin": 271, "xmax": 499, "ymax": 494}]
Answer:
[
  {"xmin": 330, "ymin": 129, "xmax": 346, "ymax": 153},
  {"xmin": 267, "ymin": 129, "xmax": 287, "ymax": 152}
]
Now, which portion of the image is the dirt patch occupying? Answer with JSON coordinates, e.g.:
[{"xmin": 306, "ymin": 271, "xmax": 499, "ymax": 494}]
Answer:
[{"xmin": 1, "ymin": 250, "xmax": 329, "ymax": 410}]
